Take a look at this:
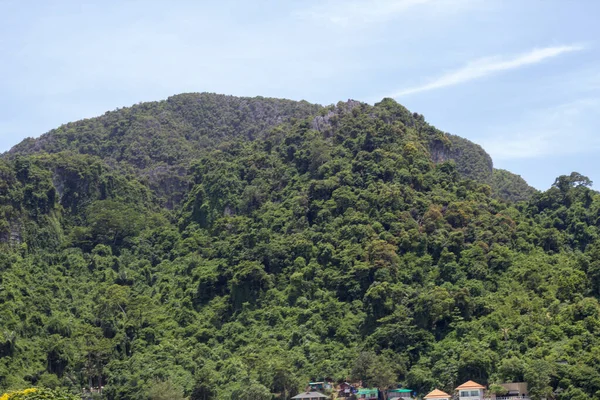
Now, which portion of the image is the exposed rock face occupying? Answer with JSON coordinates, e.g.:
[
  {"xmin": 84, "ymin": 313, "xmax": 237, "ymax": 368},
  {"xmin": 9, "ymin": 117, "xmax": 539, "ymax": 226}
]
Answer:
[
  {"xmin": 0, "ymin": 220, "xmax": 23, "ymax": 246},
  {"xmin": 311, "ymin": 111, "xmax": 336, "ymax": 132}
]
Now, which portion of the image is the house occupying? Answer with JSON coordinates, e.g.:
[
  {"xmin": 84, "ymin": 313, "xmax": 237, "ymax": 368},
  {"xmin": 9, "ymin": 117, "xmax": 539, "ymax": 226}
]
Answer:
[
  {"xmin": 338, "ymin": 382, "xmax": 355, "ymax": 397},
  {"xmin": 423, "ymin": 389, "xmax": 451, "ymax": 400},
  {"xmin": 488, "ymin": 382, "xmax": 530, "ymax": 400},
  {"xmin": 356, "ymin": 388, "xmax": 378, "ymax": 400},
  {"xmin": 456, "ymin": 381, "xmax": 485, "ymax": 400},
  {"xmin": 386, "ymin": 388, "xmax": 414, "ymax": 399},
  {"xmin": 309, "ymin": 382, "xmax": 326, "ymax": 391},
  {"xmin": 292, "ymin": 391, "xmax": 328, "ymax": 400}
]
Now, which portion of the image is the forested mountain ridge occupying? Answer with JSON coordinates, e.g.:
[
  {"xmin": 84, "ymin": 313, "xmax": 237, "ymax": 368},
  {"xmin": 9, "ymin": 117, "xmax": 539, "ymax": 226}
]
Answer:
[
  {"xmin": 6, "ymin": 93, "xmax": 535, "ymax": 205},
  {"xmin": 1, "ymin": 95, "xmax": 597, "ymax": 400},
  {"xmin": 6, "ymin": 94, "xmax": 322, "ymax": 208},
  {"xmin": 8, "ymin": 93, "xmax": 322, "ymax": 164}
]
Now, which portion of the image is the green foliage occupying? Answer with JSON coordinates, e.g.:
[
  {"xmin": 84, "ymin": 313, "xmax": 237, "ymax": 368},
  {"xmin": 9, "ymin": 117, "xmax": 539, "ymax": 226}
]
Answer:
[
  {"xmin": 491, "ymin": 169, "xmax": 538, "ymax": 202},
  {"xmin": 147, "ymin": 378, "xmax": 188, "ymax": 400},
  {"xmin": 0, "ymin": 388, "xmax": 78, "ymax": 400},
  {"xmin": 350, "ymin": 352, "xmax": 396, "ymax": 390},
  {"xmin": 445, "ymin": 135, "xmax": 493, "ymax": 184},
  {"xmin": 230, "ymin": 382, "xmax": 271, "ymax": 400},
  {"xmin": 0, "ymin": 94, "xmax": 598, "ymax": 400},
  {"xmin": 9, "ymin": 94, "xmax": 322, "ymax": 208}
]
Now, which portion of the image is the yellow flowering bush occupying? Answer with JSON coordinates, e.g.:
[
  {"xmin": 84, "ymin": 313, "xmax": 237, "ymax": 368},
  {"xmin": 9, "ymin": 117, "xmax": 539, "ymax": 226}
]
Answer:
[
  {"xmin": 0, "ymin": 388, "xmax": 77, "ymax": 400},
  {"xmin": 0, "ymin": 388, "xmax": 37, "ymax": 400}
]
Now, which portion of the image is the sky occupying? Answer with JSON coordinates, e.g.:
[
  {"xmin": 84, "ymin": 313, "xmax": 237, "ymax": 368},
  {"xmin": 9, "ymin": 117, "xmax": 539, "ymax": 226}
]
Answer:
[{"xmin": 1, "ymin": 0, "xmax": 599, "ymax": 190}]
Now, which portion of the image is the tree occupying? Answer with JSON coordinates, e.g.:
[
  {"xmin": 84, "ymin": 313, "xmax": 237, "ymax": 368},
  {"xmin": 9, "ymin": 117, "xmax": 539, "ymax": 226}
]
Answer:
[
  {"xmin": 369, "ymin": 361, "xmax": 397, "ymax": 391},
  {"xmin": 147, "ymin": 378, "xmax": 188, "ymax": 400},
  {"xmin": 351, "ymin": 351, "xmax": 378, "ymax": 385},
  {"xmin": 553, "ymin": 172, "xmax": 593, "ymax": 192},
  {"xmin": 524, "ymin": 360, "xmax": 554, "ymax": 400},
  {"xmin": 86, "ymin": 200, "xmax": 143, "ymax": 247},
  {"xmin": 190, "ymin": 369, "xmax": 217, "ymax": 400},
  {"xmin": 351, "ymin": 352, "xmax": 397, "ymax": 389},
  {"xmin": 231, "ymin": 382, "xmax": 272, "ymax": 400}
]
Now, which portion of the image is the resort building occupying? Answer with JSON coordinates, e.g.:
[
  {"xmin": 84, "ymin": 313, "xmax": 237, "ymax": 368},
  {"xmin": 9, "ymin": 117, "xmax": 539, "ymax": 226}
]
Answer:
[
  {"xmin": 386, "ymin": 388, "xmax": 414, "ymax": 399},
  {"xmin": 292, "ymin": 391, "xmax": 328, "ymax": 400},
  {"xmin": 456, "ymin": 381, "xmax": 485, "ymax": 400},
  {"xmin": 356, "ymin": 388, "xmax": 378, "ymax": 400},
  {"xmin": 488, "ymin": 382, "xmax": 530, "ymax": 399},
  {"xmin": 338, "ymin": 382, "xmax": 355, "ymax": 397}
]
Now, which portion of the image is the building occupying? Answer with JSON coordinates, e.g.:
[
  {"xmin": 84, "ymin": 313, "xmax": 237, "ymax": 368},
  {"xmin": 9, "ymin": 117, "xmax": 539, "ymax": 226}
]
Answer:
[
  {"xmin": 386, "ymin": 388, "xmax": 414, "ymax": 399},
  {"xmin": 456, "ymin": 381, "xmax": 485, "ymax": 400},
  {"xmin": 423, "ymin": 389, "xmax": 451, "ymax": 400},
  {"xmin": 309, "ymin": 382, "xmax": 325, "ymax": 391},
  {"xmin": 338, "ymin": 382, "xmax": 355, "ymax": 397},
  {"xmin": 356, "ymin": 388, "xmax": 378, "ymax": 400},
  {"xmin": 292, "ymin": 391, "xmax": 328, "ymax": 400},
  {"xmin": 488, "ymin": 382, "xmax": 530, "ymax": 400}
]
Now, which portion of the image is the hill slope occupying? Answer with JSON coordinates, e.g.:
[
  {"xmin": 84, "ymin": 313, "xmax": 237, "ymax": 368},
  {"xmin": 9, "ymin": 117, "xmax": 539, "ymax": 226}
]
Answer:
[
  {"xmin": 7, "ymin": 93, "xmax": 535, "ymax": 205},
  {"xmin": 492, "ymin": 169, "xmax": 539, "ymax": 202},
  {"xmin": 1, "ymin": 96, "xmax": 593, "ymax": 400}
]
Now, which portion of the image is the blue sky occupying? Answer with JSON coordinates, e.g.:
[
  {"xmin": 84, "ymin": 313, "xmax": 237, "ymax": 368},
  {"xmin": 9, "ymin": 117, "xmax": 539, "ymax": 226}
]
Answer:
[{"xmin": 1, "ymin": 0, "xmax": 599, "ymax": 190}]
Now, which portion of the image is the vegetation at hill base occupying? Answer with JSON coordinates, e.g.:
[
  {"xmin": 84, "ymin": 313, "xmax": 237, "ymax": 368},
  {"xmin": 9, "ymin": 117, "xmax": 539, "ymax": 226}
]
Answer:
[
  {"xmin": 0, "ymin": 94, "xmax": 597, "ymax": 400},
  {"xmin": 0, "ymin": 388, "xmax": 78, "ymax": 400}
]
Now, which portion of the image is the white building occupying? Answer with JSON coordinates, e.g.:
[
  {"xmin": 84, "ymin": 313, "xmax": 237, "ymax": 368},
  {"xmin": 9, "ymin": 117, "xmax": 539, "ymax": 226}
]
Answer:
[{"xmin": 456, "ymin": 381, "xmax": 485, "ymax": 400}]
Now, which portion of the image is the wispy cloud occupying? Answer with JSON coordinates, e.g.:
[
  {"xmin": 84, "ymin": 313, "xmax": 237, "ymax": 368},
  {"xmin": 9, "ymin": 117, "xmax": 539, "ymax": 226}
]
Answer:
[
  {"xmin": 481, "ymin": 98, "xmax": 600, "ymax": 160},
  {"xmin": 389, "ymin": 44, "xmax": 585, "ymax": 97}
]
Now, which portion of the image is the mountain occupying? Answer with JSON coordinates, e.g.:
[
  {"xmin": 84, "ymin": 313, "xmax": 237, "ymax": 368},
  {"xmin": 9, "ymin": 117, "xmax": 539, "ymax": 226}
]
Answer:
[
  {"xmin": 0, "ymin": 94, "xmax": 597, "ymax": 400},
  {"xmin": 7, "ymin": 93, "xmax": 322, "ymax": 208},
  {"xmin": 7, "ymin": 93, "xmax": 536, "ymax": 206}
]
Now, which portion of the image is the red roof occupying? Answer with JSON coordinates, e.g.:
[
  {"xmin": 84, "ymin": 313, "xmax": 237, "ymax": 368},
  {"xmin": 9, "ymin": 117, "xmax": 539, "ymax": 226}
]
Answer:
[
  {"xmin": 456, "ymin": 381, "xmax": 485, "ymax": 390},
  {"xmin": 424, "ymin": 389, "xmax": 451, "ymax": 399}
]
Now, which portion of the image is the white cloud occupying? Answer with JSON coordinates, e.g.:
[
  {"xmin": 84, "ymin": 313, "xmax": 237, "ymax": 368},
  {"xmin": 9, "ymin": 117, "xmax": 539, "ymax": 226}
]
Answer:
[
  {"xmin": 481, "ymin": 98, "xmax": 600, "ymax": 160},
  {"xmin": 389, "ymin": 44, "xmax": 585, "ymax": 97}
]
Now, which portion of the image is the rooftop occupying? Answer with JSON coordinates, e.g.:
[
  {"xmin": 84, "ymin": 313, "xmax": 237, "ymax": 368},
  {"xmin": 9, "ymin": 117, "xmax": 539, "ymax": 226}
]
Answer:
[
  {"xmin": 357, "ymin": 388, "xmax": 378, "ymax": 395},
  {"xmin": 292, "ymin": 392, "xmax": 328, "ymax": 399},
  {"xmin": 424, "ymin": 389, "xmax": 451, "ymax": 399},
  {"xmin": 456, "ymin": 381, "xmax": 486, "ymax": 390}
]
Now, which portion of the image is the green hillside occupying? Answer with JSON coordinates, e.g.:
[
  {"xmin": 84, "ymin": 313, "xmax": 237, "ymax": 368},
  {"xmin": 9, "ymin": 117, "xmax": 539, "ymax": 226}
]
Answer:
[
  {"xmin": 492, "ymin": 169, "xmax": 539, "ymax": 202},
  {"xmin": 8, "ymin": 93, "xmax": 322, "ymax": 208},
  {"xmin": 0, "ymin": 95, "xmax": 596, "ymax": 400},
  {"xmin": 8, "ymin": 94, "xmax": 535, "ymax": 205}
]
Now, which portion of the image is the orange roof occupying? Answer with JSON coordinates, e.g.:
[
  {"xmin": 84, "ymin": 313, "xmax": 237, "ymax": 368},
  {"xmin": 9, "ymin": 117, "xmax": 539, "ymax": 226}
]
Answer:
[
  {"xmin": 424, "ymin": 389, "xmax": 451, "ymax": 399},
  {"xmin": 456, "ymin": 381, "xmax": 486, "ymax": 390}
]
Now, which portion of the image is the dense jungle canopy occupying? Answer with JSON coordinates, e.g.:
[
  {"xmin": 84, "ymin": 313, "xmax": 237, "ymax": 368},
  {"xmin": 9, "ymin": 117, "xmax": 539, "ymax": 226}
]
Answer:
[{"xmin": 0, "ymin": 94, "xmax": 597, "ymax": 400}]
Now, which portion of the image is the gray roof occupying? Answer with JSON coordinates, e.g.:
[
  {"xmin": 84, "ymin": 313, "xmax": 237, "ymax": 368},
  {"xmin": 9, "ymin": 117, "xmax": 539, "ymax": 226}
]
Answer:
[{"xmin": 292, "ymin": 392, "xmax": 328, "ymax": 399}]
